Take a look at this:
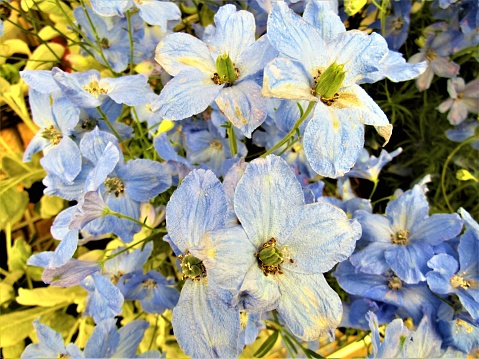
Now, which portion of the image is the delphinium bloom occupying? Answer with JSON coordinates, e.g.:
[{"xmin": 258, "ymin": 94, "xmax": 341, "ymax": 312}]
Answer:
[
  {"xmin": 21, "ymin": 318, "xmax": 83, "ymax": 359},
  {"xmin": 445, "ymin": 119, "xmax": 479, "ymax": 150},
  {"xmin": 409, "ymin": 30, "xmax": 461, "ymax": 91},
  {"xmin": 165, "ymin": 169, "xmax": 241, "ymax": 358},
  {"xmin": 438, "ymin": 312, "xmax": 479, "ymax": 354},
  {"xmin": 380, "ymin": 0, "xmax": 412, "ymax": 51},
  {"xmin": 437, "ymin": 77, "xmax": 479, "ymax": 125},
  {"xmin": 153, "ymin": 4, "xmax": 276, "ymax": 137},
  {"xmin": 427, "ymin": 208, "xmax": 479, "ymax": 321},
  {"xmin": 262, "ymin": 1, "xmax": 392, "ymax": 178},
  {"xmin": 345, "ymin": 147, "xmax": 402, "ymax": 183},
  {"xmin": 89, "ymin": 0, "xmax": 181, "ymax": 31},
  {"xmin": 349, "ymin": 185, "xmax": 463, "ymax": 283},
  {"xmin": 199, "ymin": 155, "xmax": 362, "ymax": 341},
  {"xmin": 367, "ymin": 308, "xmax": 465, "ymax": 358}
]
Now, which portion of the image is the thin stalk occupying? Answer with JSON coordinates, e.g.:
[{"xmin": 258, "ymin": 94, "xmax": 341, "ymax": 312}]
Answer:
[
  {"xmin": 441, "ymin": 136, "xmax": 477, "ymax": 213},
  {"xmin": 105, "ymin": 208, "xmax": 155, "ymax": 230},
  {"xmin": 369, "ymin": 179, "xmax": 379, "ymax": 200},
  {"xmin": 96, "ymin": 106, "xmax": 134, "ymax": 158},
  {"xmin": 126, "ymin": 10, "xmax": 135, "ymax": 75},
  {"xmin": 148, "ymin": 315, "xmax": 159, "ymax": 351},
  {"xmin": 261, "ymin": 101, "xmax": 315, "ymax": 158},
  {"xmin": 227, "ymin": 122, "xmax": 238, "ymax": 156}
]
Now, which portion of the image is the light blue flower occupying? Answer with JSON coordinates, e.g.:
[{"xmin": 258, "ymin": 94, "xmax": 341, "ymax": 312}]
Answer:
[
  {"xmin": 165, "ymin": 169, "xmax": 241, "ymax": 358},
  {"xmin": 350, "ymin": 185, "xmax": 463, "ymax": 284},
  {"xmin": 262, "ymin": 1, "xmax": 392, "ymax": 178},
  {"xmin": 199, "ymin": 155, "xmax": 362, "ymax": 341},
  {"xmin": 22, "ymin": 318, "xmax": 83, "ymax": 359},
  {"xmin": 89, "ymin": 0, "xmax": 180, "ymax": 31},
  {"xmin": 345, "ymin": 147, "xmax": 402, "ymax": 183},
  {"xmin": 153, "ymin": 5, "xmax": 277, "ymax": 137},
  {"xmin": 438, "ymin": 77, "xmax": 479, "ymax": 125},
  {"xmin": 445, "ymin": 119, "xmax": 479, "ymax": 150}
]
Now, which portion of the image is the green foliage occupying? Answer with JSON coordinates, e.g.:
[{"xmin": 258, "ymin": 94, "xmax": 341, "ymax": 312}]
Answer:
[
  {"xmin": 16, "ymin": 287, "xmax": 86, "ymax": 307},
  {"xmin": 7, "ymin": 238, "xmax": 31, "ymax": 273},
  {"xmin": 34, "ymin": 195, "xmax": 66, "ymax": 219}
]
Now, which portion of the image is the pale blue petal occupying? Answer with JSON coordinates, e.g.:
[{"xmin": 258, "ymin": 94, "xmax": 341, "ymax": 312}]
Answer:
[
  {"xmin": 262, "ymin": 57, "xmax": 318, "ymax": 101},
  {"xmin": 29, "ymin": 90, "xmax": 54, "ymax": 128},
  {"xmin": 155, "ymin": 33, "xmax": 216, "ymax": 76},
  {"xmin": 84, "ymin": 318, "xmax": 119, "ymax": 358},
  {"xmin": 215, "ymin": 80, "xmax": 267, "ymax": 138},
  {"xmin": 303, "ymin": 0, "xmax": 345, "ymax": 42},
  {"xmin": 151, "ymin": 68, "xmax": 223, "ymax": 121},
  {"xmin": 105, "ymin": 195, "xmax": 141, "ymax": 243},
  {"xmin": 277, "ymin": 270, "xmax": 341, "ymax": 341},
  {"xmin": 84, "ymin": 142, "xmax": 119, "ymax": 192},
  {"xmin": 52, "ymin": 96, "xmax": 80, "ymax": 134},
  {"xmin": 50, "ymin": 231, "xmax": 79, "ymax": 268},
  {"xmin": 342, "ymin": 85, "xmax": 390, "ymax": 126},
  {"xmin": 86, "ymin": 274, "xmax": 124, "ymax": 323},
  {"xmin": 326, "ymin": 31, "xmax": 388, "ymax": 86},
  {"xmin": 165, "ymin": 169, "xmax": 227, "ymax": 252},
  {"xmin": 426, "ymin": 253, "xmax": 458, "ymax": 295},
  {"xmin": 222, "ymin": 159, "xmax": 247, "ymax": 227},
  {"xmin": 385, "ymin": 185, "xmax": 429, "ymax": 231},
  {"xmin": 199, "ymin": 226, "xmax": 256, "ymax": 297},
  {"xmin": 409, "ymin": 213, "xmax": 463, "ymax": 246},
  {"xmin": 234, "ymin": 155, "xmax": 304, "ymax": 247},
  {"xmin": 89, "ymin": 0, "xmax": 129, "ymax": 16},
  {"xmin": 118, "ymin": 159, "xmax": 172, "ymax": 202},
  {"xmin": 33, "ymin": 318, "xmax": 65, "ymax": 353},
  {"xmin": 267, "ymin": 2, "xmax": 327, "ymax": 73},
  {"xmin": 70, "ymin": 191, "xmax": 107, "ymax": 230},
  {"xmin": 23, "ymin": 133, "xmax": 50, "ymax": 162},
  {"xmin": 350, "ymin": 242, "xmax": 391, "ymax": 275},
  {"xmin": 27, "ymin": 252, "xmax": 54, "ymax": 267},
  {"xmin": 208, "ymin": 5, "xmax": 255, "ymax": 63},
  {"xmin": 115, "ymin": 320, "xmax": 150, "ymax": 358},
  {"xmin": 42, "ymin": 259, "xmax": 100, "ymax": 287},
  {"xmin": 304, "ymin": 104, "xmax": 365, "ymax": 178},
  {"xmin": 237, "ymin": 264, "xmax": 280, "ymax": 313},
  {"xmin": 80, "ymin": 127, "xmax": 119, "ymax": 165},
  {"xmin": 385, "ymin": 242, "xmax": 434, "ymax": 284},
  {"xmin": 363, "ymin": 51, "xmax": 427, "ymax": 83},
  {"xmin": 236, "ymin": 35, "xmax": 278, "ymax": 79},
  {"xmin": 137, "ymin": 1, "xmax": 180, "ymax": 29},
  {"xmin": 172, "ymin": 280, "xmax": 241, "ymax": 358},
  {"xmin": 40, "ymin": 137, "xmax": 82, "ymax": 184},
  {"xmin": 51, "ymin": 68, "xmax": 101, "ymax": 108},
  {"xmin": 20, "ymin": 70, "xmax": 60, "ymax": 93},
  {"xmin": 354, "ymin": 211, "xmax": 394, "ymax": 243},
  {"xmin": 284, "ymin": 202, "xmax": 361, "ymax": 273},
  {"xmin": 101, "ymin": 75, "xmax": 151, "ymax": 106}
]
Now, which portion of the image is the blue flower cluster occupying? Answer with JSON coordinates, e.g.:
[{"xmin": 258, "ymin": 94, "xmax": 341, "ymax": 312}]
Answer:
[{"xmin": 13, "ymin": 0, "xmax": 477, "ymax": 357}]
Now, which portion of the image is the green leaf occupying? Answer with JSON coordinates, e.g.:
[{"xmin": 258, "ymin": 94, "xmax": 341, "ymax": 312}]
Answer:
[
  {"xmin": 254, "ymin": 330, "xmax": 279, "ymax": 358},
  {"xmin": 199, "ymin": 4, "xmax": 215, "ymax": 26},
  {"xmin": 456, "ymin": 169, "xmax": 478, "ymax": 182},
  {"xmin": 0, "ymin": 304, "xmax": 66, "ymax": 347},
  {"xmin": 16, "ymin": 287, "xmax": 86, "ymax": 307},
  {"xmin": 1, "ymin": 154, "xmax": 45, "ymax": 188},
  {"xmin": 1, "ymin": 270, "xmax": 24, "ymax": 286},
  {"xmin": 35, "ymin": 195, "xmax": 66, "ymax": 219},
  {"xmin": 0, "ymin": 186, "xmax": 28, "ymax": 230},
  {"xmin": 7, "ymin": 237, "xmax": 31, "ymax": 272},
  {"xmin": 2, "ymin": 341, "xmax": 25, "ymax": 359},
  {"xmin": 25, "ymin": 43, "xmax": 65, "ymax": 70},
  {"xmin": 44, "ymin": 312, "xmax": 77, "ymax": 338},
  {"xmin": 343, "ymin": 0, "xmax": 367, "ymax": 16},
  {"xmin": 304, "ymin": 349, "xmax": 325, "ymax": 358},
  {"xmin": 0, "ymin": 283, "xmax": 15, "ymax": 305}
]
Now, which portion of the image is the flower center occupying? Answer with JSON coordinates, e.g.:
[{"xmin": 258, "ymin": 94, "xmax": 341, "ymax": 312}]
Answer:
[
  {"xmin": 104, "ymin": 177, "xmax": 125, "ymax": 197},
  {"xmin": 42, "ymin": 125, "xmax": 63, "ymax": 145},
  {"xmin": 456, "ymin": 319, "xmax": 473, "ymax": 333},
  {"xmin": 210, "ymin": 140, "xmax": 223, "ymax": 150},
  {"xmin": 311, "ymin": 62, "xmax": 346, "ymax": 105},
  {"xmin": 100, "ymin": 38, "xmax": 110, "ymax": 49},
  {"xmin": 255, "ymin": 238, "xmax": 291, "ymax": 276},
  {"xmin": 391, "ymin": 229, "xmax": 409, "ymax": 245},
  {"xmin": 450, "ymin": 274, "xmax": 474, "ymax": 289},
  {"xmin": 388, "ymin": 274, "xmax": 403, "ymax": 290},
  {"xmin": 179, "ymin": 250, "xmax": 206, "ymax": 281},
  {"xmin": 425, "ymin": 49, "xmax": 437, "ymax": 61},
  {"xmin": 392, "ymin": 17, "xmax": 405, "ymax": 31},
  {"xmin": 142, "ymin": 278, "xmax": 157, "ymax": 289},
  {"xmin": 111, "ymin": 271, "xmax": 124, "ymax": 285},
  {"xmin": 82, "ymin": 77, "xmax": 108, "ymax": 97},
  {"xmin": 212, "ymin": 53, "xmax": 239, "ymax": 86}
]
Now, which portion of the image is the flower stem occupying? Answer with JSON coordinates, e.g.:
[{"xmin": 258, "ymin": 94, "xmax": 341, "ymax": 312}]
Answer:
[
  {"xmin": 96, "ymin": 106, "xmax": 135, "ymax": 158},
  {"xmin": 227, "ymin": 122, "xmax": 238, "ymax": 156},
  {"xmin": 441, "ymin": 136, "xmax": 477, "ymax": 213},
  {"xmin": 260, "ymin": 101, "xmax": 315, "ymax": 158},
  {"xmin": 126, "ymin": 10, "xmax": 135, "ymax": 75}
]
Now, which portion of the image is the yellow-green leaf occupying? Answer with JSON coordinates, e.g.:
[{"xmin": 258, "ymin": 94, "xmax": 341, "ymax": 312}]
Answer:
[
  {"xmin": 7, "ymin": 237, "xmax": 31, "ymax": 272},
  {"xmin": 16, "ymin": 287, "xmax": 86, "ymax": 307},
  {"xmin": 456, "ymin": 169, "xmax": 478, "ymax": 182},
  {"xmin": 36, "ymin": 195, "xmax": 66, "ymax": 219},
  {"xmin": 344, "ymin": 0, "xmax": 367, "ymax": 16},
  {"xmin": 0, "ymin": 283, "xmax": 15, "ymax": 305},
  {"xmin": 25, "ymin": 43, "xmax": 65, "ymax": 70},
  {"xmin": 2, "ymin": 341, "xmax": 25, "ymax": 359},
  {"xmin": 0, "ymin": 304, "xmax": 66, "ymax": 347}
]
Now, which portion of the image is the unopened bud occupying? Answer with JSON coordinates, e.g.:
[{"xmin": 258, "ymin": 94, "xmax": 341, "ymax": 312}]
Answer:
[{"xmin": 315, "ymin": 62, "xmax": 346, "ymax": 100}]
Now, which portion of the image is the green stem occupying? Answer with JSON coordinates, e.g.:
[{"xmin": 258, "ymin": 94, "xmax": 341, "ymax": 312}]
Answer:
[
  {"xmin": 126, "ymin": 10, "xmax": 135, "ymax": 75},
  {"xmin": 79, "ymin": 0, "xmax": 118, "ymax": 75},
  {"xmin": 105, "ymin": 208, "xmax": 155, "ymax": 230},
  {"xmin": 261, "ymin": 101, "xmax": 315, "ymax": 158},
  {"xmin": 441, "ymin": 136, "xmax": 477, "ymax": 213},
  {"xmin": 96, "ymin": 106, "xmax": 135, "ymax": 158},
  {"xmin": 227, "ymin": 122, "xmax": 238, "ymax": 156},
  {"xmin": 148, "ymin": 315, "xmax": 159, "ymax": 351},
  {"xmin": 369, "ymin": 179, "xmax": 379, "ymax": 200}
]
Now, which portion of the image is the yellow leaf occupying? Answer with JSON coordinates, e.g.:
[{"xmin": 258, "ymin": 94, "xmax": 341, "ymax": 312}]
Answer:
[{"xmin": 25, "ymin": 43, "xmax": 65, "ymax": 70}]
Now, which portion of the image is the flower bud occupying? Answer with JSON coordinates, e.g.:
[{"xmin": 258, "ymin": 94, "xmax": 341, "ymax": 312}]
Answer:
[
  {"xmin": 315, "ymin": 62, "xmax": 346, "ymax": 100},
  {"xmin": 259, "ymin": 245, "xmax": 284, "ymax": 266},
  {"xmin": 215, "ymin": 53, "xmax": 237, "ymax": 85}
]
